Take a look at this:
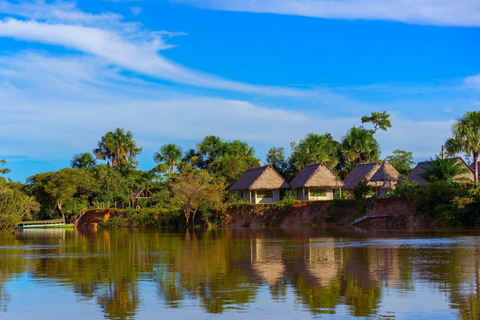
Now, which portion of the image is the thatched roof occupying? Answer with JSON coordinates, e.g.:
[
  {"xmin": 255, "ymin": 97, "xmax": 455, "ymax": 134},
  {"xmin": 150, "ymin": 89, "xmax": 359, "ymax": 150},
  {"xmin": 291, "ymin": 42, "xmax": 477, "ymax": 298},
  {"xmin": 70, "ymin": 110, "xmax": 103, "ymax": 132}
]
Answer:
[
  {"xmin": 132, "ymin": 187, "xmax": 152, "ymax": 199},
  {"xmin": 408, "ymin": 157, "xmax": 474, "ymax": 186},
  {"xmin": 370, "ymin": 160, "xmax": 404, "ymax": 182},
  {"xmin": 343, "ymin": 162, "xmax": 381, "ymax": 190},
  {"xmin": 229, "ymin": 165, "xmax": 290, "ymax": 191},
  {"xmin": 290, "ymin": 162, "xmax": 344, "ymax": 189}
]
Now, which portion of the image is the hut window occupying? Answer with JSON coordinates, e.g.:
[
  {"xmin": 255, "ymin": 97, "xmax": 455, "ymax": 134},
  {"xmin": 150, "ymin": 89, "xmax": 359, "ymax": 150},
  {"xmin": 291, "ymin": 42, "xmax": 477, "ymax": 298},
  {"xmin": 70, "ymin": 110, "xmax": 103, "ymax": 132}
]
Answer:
[
  {"xmin": 310, "ymin": 188, "xmax": 326, "ymax": 197},
  {"xmin": 239, "ymin": 191, "xmax": 244, "ymax": 198},
  {"xmin": 257, "ymin": 190, "xmax": 273, "ymax": 198}
]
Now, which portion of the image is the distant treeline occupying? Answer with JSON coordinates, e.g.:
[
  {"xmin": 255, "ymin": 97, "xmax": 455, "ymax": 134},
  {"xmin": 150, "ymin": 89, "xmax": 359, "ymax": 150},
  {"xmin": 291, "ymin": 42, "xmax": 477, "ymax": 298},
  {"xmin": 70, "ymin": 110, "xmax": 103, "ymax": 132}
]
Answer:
[{"xmin": 1, "ymin": 111, "xmax": 480, "ymax": 229}]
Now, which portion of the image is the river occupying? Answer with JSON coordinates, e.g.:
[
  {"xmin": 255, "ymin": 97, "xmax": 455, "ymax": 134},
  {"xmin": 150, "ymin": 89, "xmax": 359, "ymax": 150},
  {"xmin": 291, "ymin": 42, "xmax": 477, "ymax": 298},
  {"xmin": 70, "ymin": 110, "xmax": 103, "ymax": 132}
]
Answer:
[{"xmin": 0, "ymin": 228, "xmax": 479, "ymax": 319}]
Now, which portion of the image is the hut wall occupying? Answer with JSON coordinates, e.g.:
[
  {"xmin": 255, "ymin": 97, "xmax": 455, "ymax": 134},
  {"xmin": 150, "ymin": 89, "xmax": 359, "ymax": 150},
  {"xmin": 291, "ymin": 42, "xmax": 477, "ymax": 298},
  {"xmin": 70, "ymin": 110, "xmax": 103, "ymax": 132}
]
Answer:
[
  {"xmin": 237, "ymin": 190, "xmax": 251, "ymax": 203},
  {"xmin": 254, "ymin": 189, "xmax": 279, "ymax": 204},
  {"xmin": 307, "ymin": 188, "xmax": 333, "ymax": 201}
]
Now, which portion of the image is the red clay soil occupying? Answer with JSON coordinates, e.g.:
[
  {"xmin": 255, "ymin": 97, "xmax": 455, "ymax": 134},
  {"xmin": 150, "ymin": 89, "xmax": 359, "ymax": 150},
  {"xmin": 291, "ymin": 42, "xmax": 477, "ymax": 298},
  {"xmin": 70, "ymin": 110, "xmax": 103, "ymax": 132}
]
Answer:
[
  {"xmin": 223, "ymin": 198, "xmax": 415, "ymax": 229},
  {"xmin": 77, "ymin": 210, "xmax": 112, "ymax": 228}
]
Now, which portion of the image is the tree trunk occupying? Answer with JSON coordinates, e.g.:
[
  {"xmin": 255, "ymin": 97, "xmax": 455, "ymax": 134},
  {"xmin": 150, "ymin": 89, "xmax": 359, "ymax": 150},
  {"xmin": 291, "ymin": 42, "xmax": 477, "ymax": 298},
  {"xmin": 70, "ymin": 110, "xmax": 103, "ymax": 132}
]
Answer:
[
  {"xmin": 192, "ymin": 209, "xmax": 198, "ymax": 228},
  {"xmin": 57, "ymin": 202, "xmax": 65, "ymax": 223},
  {"xmin": 475, "ymin": 153, "xmax": 479, "ymax": 184},
  {"xmin": 185, "ymin": 208, "xmax": 191, "ymax": 226}
]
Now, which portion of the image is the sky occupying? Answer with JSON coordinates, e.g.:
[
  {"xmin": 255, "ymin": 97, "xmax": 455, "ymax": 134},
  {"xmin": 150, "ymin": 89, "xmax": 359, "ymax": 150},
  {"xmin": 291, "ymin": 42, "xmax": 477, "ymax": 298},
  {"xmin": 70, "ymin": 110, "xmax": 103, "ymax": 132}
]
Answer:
[{"xmin": 0, "ymin": 0, "xmax": 479, "ymax": 182}]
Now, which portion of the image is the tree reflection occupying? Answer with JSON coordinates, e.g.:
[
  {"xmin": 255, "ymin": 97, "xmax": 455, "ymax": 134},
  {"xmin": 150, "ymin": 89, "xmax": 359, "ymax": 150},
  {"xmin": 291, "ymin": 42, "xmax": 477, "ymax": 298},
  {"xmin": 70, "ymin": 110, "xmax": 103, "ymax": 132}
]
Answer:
[{"xmin": 0, "ymin": 229, "xmax": 479, "ymax": 318}]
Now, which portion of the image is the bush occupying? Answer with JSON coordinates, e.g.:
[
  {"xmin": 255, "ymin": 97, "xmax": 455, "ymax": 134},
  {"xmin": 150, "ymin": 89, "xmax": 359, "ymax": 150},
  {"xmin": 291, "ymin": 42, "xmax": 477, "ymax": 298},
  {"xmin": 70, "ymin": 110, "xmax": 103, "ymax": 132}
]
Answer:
[
  {"xmin": 414, "ymin": 182, "xmax": 460, "ymax": 217},
  {"xmin": 353, "ymin": 179, "xmax": 374, "ymax": 200},
  {"xmin": 389, "ymin": 180, "xmax": 418, "ymax": 199}
]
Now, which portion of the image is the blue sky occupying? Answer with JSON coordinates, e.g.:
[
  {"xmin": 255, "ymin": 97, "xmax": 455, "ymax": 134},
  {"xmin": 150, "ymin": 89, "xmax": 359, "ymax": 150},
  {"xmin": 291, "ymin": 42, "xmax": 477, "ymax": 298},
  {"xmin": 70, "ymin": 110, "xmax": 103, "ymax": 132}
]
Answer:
[{"xmin": 0, "ymin": 0, "xmax": 480, "ymax": 182}]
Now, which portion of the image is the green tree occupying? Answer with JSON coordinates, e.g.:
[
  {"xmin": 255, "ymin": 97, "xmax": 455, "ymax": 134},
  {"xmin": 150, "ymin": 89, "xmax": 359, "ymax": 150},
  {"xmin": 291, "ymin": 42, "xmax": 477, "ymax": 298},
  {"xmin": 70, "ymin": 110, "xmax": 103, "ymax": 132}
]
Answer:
[
  {"xmin": 171, "ymin": 171, "xmax": 225, "ymax": 226},
  {"xmin": 386, "ymin": 150, "xmax": 415, "ymax": 176},
  {"xmin": 196, "ymin": 136, "xmax": 224, "ymax": 169},
  {"xmin": 361, "ymin": 111, "xmax": 392, "ymax": 133},
  {"xmin": 419, "ymin": 157, "xmax": 469, "ymax": 184},
  {"xmin": 182, "ymin": 149, "xmax": 203, "ymax": 169},
  {"xmin": 94, "ymin": 128, "xmax": 142, "ymax": 168},
  {"xmin": 445, "ymin": 111, "xmax": 480, "ymax": 183},
  {"xmin": 0, "ymin": 186, "xmax": 39, "ymax": 230},
  {"xmin": 289, "ymin": 133, "xmax": 340, "ymax": 171},
  {"xmin": 266, "ymin": 147, "xmax": 288, "ymax": 176},
  {"xmin": 154, "ymin": 144, "xmax": 183, "ymax": 174},
  {"xmin": 341, "ymin": 127, "xmax": 380, "ymax": 169},
  {"xmin": 0, "ymin": 159, "xmax": 10, "ymax": 176},
  {"xmin": 71, "ymin": 153, "xmax": 97, "ymax": 169}
]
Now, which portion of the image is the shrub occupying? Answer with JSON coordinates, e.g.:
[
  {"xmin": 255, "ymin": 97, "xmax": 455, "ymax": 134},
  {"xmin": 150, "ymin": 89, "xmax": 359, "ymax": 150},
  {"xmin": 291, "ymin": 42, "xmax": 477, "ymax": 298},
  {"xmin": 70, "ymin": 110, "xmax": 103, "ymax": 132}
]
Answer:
[
  {"xmin": 353, "ymin": 179, "xmax": 374, "ymax": 200},
  {"xmin": 389, "ymin": 180, "xmax": 418, "ymax": 199}
]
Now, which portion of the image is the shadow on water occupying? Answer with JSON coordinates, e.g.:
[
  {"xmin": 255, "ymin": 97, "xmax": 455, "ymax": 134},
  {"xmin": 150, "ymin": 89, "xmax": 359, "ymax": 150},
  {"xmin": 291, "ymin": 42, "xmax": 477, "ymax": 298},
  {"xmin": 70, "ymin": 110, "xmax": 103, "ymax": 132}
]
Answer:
[{"xmin": 0, "ymin": 227, "xmax": 479, "ymax": 319}]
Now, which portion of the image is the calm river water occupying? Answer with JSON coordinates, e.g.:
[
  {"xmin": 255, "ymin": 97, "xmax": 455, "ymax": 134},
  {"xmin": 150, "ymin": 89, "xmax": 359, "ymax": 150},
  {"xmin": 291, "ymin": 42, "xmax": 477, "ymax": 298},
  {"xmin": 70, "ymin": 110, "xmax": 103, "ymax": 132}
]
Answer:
[{"xmin": 0, "ymin": 228, "xmax": 479, "ymax": 319}]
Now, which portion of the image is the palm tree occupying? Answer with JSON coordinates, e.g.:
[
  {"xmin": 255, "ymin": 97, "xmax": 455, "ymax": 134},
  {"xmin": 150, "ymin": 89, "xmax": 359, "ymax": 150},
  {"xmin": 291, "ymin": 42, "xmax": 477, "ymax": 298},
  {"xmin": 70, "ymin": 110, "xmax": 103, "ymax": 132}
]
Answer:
[
  {"xmin": 419, "ymin": 157, "xmax": 469, "ymax": 184},
  {"xmin": 182, "ymin": 149, "xmax": 203, "ymax": 168},
  {"xmin": 154, "ymin": 144, "xmax": 183, "ymax": 173},
  {"xmin": 290, "ymin": 133, "xmax": 340, "ymax": 171},
  {"xmin": 93, "ymin": 128, "xmax": 142, "ymax": 168},
  {"xmin": 341, "ymin": 126, "xmax": 380, "ymax": 168},
  {"xmin": 71, "ymin": 153, "xmax": 97, "ymax": 169},
  {"xmin": 445, "ymin": 111, "xmax": 480, "ymax": 183}
]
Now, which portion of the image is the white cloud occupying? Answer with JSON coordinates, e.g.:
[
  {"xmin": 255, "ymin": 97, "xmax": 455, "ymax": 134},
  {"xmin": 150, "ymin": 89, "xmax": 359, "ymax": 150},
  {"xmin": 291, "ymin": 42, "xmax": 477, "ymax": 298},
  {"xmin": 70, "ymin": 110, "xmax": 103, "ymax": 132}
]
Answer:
[
  {"xmin": 465, "ymin": 74, "xmax": 480, "ymax": 90},
  {"xmin": 0, "ymin": 52, "xmax": 454, "ymax": 180},
  {"xmin": 0, "ymin": 1, "xmax": 301, "ymax": 96},
  {"xmin": 172, "ymin": 0, "xmax": 480, "ymax": 27},
  {"xmin": 131, "ymin": 7, "xmax": 142, "ymax": 16}
]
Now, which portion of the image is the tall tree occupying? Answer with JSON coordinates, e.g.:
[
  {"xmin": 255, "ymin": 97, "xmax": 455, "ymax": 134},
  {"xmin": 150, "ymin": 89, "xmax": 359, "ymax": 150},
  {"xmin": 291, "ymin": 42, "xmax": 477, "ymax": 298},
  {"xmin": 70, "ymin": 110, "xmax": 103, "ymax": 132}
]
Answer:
[
  {"xmin": 182, "ymin": 149, "xmax": 203, "ymax": 169},
  {"xmin": 154, "ymin": 144, "xmax": 183, "ymax": 174},
  {"xmin": 266, "ymin": 147, "xmax": 287, "ymax": 176},
  {"xmin": 341, "ymin": 127, "xmax": 380, "ymax": 168},
  {"xmin": 289, "ymin": 133, "xmax": 340, "ymax": 171},
  {"xmin": 94, "ymin": 128, "xmax": 142, "ymax": 168},
  {"xmin": 196, "ymin": 135, "xmax": 224, "ymax": 169},
  {"xmin": 386, "ymin": 150, "xmax": 415, "ymax": 176},
  {"xmin": 361, "ymin": 111, "xmax": 392, "ymax": 133},
  {"xmin": 71, "ymin": 153, "xmax": 97, "ymax": 169},
  {"xmin": 445, "ymin": 111, "xmax": 480, "ymax": 183}
]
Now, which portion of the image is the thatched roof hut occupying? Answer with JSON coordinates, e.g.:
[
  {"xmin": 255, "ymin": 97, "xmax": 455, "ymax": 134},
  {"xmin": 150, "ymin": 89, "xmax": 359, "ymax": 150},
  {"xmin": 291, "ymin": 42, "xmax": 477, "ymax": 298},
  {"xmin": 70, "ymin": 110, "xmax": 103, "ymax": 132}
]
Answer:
[
  {"xmin": 408, "ymin": 157, "xmax": 474, "ymax": 186},
  {"xmin": 132, "ymin": 187, "xmax": 152, "ymax": 200},
  {"xmin": 342, "ymin": 162, "xmax": 381, "ymax": 190},
  {"xmin": 370, "ymin": 160, "xmax": 404, "ymax": 183},
  {"xmin": 290, "ymin": 162, "xmax": 344, "ymax": 189},
  {"xmin": 229, "ymin": 164, "xmax": 290, "ymax": 191}
]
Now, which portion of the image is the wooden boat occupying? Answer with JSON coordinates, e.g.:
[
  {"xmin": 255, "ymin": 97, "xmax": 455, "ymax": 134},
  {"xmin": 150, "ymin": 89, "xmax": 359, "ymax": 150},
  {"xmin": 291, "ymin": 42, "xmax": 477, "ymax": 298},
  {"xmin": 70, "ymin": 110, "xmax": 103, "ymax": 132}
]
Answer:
[{"xmin": 16, "ymin": 219, "xmax": 74, "ymax": 229}]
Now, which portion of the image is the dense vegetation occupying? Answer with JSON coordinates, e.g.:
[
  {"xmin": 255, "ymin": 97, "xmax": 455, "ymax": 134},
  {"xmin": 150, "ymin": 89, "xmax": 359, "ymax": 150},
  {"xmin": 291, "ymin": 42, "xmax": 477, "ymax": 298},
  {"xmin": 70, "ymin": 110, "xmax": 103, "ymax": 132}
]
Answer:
[{"xmin": 2, "ymin": 111, "xmax": 480, "ymax": 230}]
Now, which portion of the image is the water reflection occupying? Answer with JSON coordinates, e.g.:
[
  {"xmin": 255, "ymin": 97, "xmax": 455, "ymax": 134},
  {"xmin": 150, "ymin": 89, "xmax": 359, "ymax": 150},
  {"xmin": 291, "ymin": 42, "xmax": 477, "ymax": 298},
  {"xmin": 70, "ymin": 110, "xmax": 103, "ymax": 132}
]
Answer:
[{"xmin": 0, "ymin": 228, "xmax": 479, "ymax": 319}]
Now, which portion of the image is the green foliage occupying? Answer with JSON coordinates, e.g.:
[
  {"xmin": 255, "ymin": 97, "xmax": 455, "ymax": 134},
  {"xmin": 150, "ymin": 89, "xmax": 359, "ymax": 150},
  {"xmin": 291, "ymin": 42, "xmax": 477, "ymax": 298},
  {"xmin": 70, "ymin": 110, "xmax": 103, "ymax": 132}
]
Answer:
[
  {"xmin": 194, "ymin": 136, "xmax": 259, "ymax": 186},
  {"xmin": 171, "ymin": 170, "xmax": 225, "ymax": 226},
  {"xmin": 71, "ymin": 153, "xmax": 96, "ymax": 169},
  {"xmin": 353, "ymin": 179, "xmax": 374, "ymax": 200},
  {"xmin": 154, "ymin": 144, "xmax": 183, "ymax": 174},
  {"xmin": 361, "ymin": 111, "xmax": 392, "ymax": 133},
  {"xmin": 341, "ymin": 127, "xmax": 380, "ymax": 170},
  {"xmin": 0, "ymin": 159, "xmax": 10, "ymax": 176},
  {"xmin": 276, "ymin": 189, "xmax": 297, "ymax": 212},
  {"xmin": 414, "ymin": 183, "xmax": 459, "ymax": 218},
  {"xmin": 445, "ymin": 111, "xmax": 480, "ymax": 181},
  {"xmin": 93, "ymin": 128, "xmax": 142, "ymax": 168},
  {"xmin": 419, "ymin": 157, "xmax": 469, "ymax": 184},
  {"xmin": 386, "ymin": 150, "xmax": 415, "ymax": 176},
  {"xmin": 289, "ymin": 133, "xmax": 340, "ymax": 172},
  {"xmin": 0, "ymin": 186, "xmax": 40, "ymax": 230},
  {"xmin": 266, "ymin": 147, "xmax": 288, "ymax": 177},
  {"xmin": 389, "ymin": 179, "xmax": 418, "ymax": 199}
]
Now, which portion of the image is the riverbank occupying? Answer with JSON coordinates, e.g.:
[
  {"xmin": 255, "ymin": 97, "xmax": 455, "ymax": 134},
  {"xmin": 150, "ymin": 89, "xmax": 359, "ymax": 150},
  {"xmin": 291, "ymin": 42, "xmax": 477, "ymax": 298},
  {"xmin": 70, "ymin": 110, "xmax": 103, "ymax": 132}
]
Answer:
[{"xmin": 75, "ymin": 196, "xmax": 478, "ymax": 230}]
